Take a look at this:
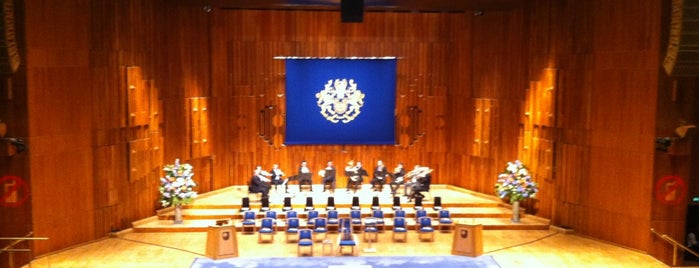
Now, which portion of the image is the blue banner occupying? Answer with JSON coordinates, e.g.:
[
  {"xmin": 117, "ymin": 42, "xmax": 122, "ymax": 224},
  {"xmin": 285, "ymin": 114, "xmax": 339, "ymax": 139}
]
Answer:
[{"xmin": 285, "ymin": 59, "xmax": 396, "ymax": 145}]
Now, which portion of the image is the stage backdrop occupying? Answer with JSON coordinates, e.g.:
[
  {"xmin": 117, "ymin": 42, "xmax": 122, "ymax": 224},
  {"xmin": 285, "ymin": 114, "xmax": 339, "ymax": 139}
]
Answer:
[{"xmin": 284, "ymin": 58, "xmax": 397, "ymax": 145}]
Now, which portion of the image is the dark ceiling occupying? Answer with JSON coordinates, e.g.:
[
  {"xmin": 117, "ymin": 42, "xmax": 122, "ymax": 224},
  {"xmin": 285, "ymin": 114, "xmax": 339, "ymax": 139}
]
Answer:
[{"xmin": 172, "ymin": 0, "xmax": 523, "ymax": 12}]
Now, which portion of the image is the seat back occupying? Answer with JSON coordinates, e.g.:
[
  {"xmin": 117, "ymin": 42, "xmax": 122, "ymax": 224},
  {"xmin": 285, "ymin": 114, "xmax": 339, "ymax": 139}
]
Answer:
[
  {"xmin": 287, "ymin": 218, "xmax": 300, "ymax": 229},
  {"xmin": 299, "ymin": 229, "xmax": 312, "ymax": 240},
  {"xmin": 395, "ymin": 209, "xmax": 406, "ymax": 218},
  {"xmin": 392, "ymin": 196, "xmax": 401, "ymax": 210},
  {"xmin": 394, "ymin": 217, "xmax": 405, "ymax": 228},
  {"xmin": 351, "ymin": 196, "xmax": 360, "ymax": 209},
  {"xmin": 305, "ymin": 197, "xmax": 314, "ymax": 211},
  {"xmin": 433, "ymin": 196, "xmax": 442, "ymax": 208},
  {"xmin": 438, "ymin": 209, "xmax": 450, "ymax": 219},
  {"xmin": 372, "ymin": 209, "xmax": 384, "ymax": 219},
  {"xmin": 307, "ymin": 210, "xmax": 319, "ymax": 225},
  {"xmin": 266, "ymin": 210, "xmax": 277, "ymax": 219},
  {"xmin": 350, "ymin": 209, "xmax": 361, "ymax": 219},
  {"xmin": 328, "ymin": 210, "xmax": 339, "ymax": 220},
  {"xmin": 416, "ymin": 209, "xmax": 427, "ymax": 219},
  {"xmin": 243, "ymin": 210, "xmax": 256, "ymax": 220},
  {"xmin": 261, "ymin": 197, "xmax": 270, "ymax": 211},
  {"xmin": 327, "ymin": 196, "xmax": 336, "ymax": 209},
  {"xmin": 315, "ymin": 218, "xmax": 327, "ymax": 228},
  {"xmin": 371, "ymin": 196, "xmax": 380, "ymax": 210},
  {"xmin": 241, "ymin": 197, "xmax": 251, "ymax": 211},
  {"xmin": 283, "ymin": 197, "xmax": 292, "ymax": 211},
  {"xmin": 286, "ymin": 210, "xmax": 298, "ymax": 219},
  {"xmin": 419, "ymin": 216, "xmax": 432, "ymax": 228},
  {"xmin": 261, "ymin": 218, "xmax": 274, "ymax": 229}
]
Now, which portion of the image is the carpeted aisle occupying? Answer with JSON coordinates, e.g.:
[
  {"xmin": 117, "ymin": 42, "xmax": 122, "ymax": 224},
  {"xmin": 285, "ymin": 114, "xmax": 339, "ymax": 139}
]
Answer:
[{"xmin": 190, "ymin": 255, "xmax": 501, "ymax": 268}]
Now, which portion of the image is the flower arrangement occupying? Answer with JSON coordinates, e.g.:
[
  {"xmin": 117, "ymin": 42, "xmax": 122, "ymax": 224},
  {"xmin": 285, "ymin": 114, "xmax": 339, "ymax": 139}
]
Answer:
[
  {"xmin": 494, "ymin": 160, "xmax": 538, "ymax": 203},
  {"xmin": 159, "ymin": 158, "xmax": 198, "ymax": 207}
]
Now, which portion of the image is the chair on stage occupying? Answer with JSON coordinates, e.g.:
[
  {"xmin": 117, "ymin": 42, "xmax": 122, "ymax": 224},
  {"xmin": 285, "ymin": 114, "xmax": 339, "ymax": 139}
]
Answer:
[
  {"xmin": 326, "ymin": 196, "xmax": 336, "ymax": 211},
  {"xmin": 363, "ymin": 218, "xmax": 378, "ymax": 243},
  {"xmin": 298, "ymin": 173, "xmax": 313, "ymax": 192},
  {"xmin": 438, "ymin": 209, "xmax": 454, "ymax": 232},
  {"xmin": 265, "ymin": 210, "xmax": 278, "ymax": 231},
  {"xmin": 305, "ymin": 196, "xmax": 314, "ymax": 211},
  {"xmin": 286, "ymin": 218, "xmax": 300, "ymax": 243},
  {"xmin": 260, "ymin": 197, "xmax": 271, "ymax": 212},
  {"xmin": 415, "ymin": 208, "xmax": 428, "ymax": 220},
  {"xmin": 338, "ymin": 219, "xmax": 357, "ymax": 256},
  {"xmin": 414, "ymin": 196, "xmax": 424, "ymax": 210},
  {"xmin": 413, "ymin": 174, "xmax": 431, "ymax": 200},
  {"xmin": 351, "ymin": 196, "xmax": 360, "ymax": 211},
  {"xmin": 433, "ymin": 196, "xmax": 443, "ymax": 211},
  {"xmin": 371, "ymin": 209, "xmax": 385, "ymax": 232},
  {"xmin": 286, "ymin": 210, "xmax": 298, "ymax": 220},
  {"xmin": 258, "ymin": 218, "xmax": 275, "ymax": 243},
  {"xmin": 392, "ymin": 196, "xmax": 401, "ymax": 210},
  {"xmin": 326, "ymin": 210, "xmax": 340, "ymax": 233},
  {"xmin": 371, "ymin": 196, "xmax": 381, "ymax": 211},
  {"xmin": 313, "ymin": 218, "xmax": 328, "ymax": 241},
  {"xmin": 297, "ymin": 229, "xmax": 314, "ymax": 256},
  {"xmin": 350, "ymin": 209, "xmax": 363, "ymax": 233},
  {"xmin": 282, "ymin": 197, "xmax": 293, "ymax": 212},
  {"xmin": 306, "ymin": 209, "xmax": 319, "ymax": 229},
  {"xmin": 417, "ymin": 216, "xmax": 435, "ymax": 242},
  {"xmin": 394, "ymin": 209, "xmax": 406, "ymax": 219},
  {"xmin": 392, "ymin": 217, "xmax": 408, "ymax": 242},
  {"xmin": 241, "ymin": 210, "xmax": 257, "ymax": 234},
  {"xmin": 240, "ymin": 197, "xmax": 251, "ymax": 212}
]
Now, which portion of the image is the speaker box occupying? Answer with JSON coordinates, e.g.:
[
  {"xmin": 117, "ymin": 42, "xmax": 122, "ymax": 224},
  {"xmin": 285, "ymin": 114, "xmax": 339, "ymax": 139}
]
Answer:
[
  {"xmin": 0, "ymin": 0, "xmax": 19, "ymax": 75},
  {"xmin": 341, "ymin": 0, "xmax": 364, "ymax": 23}
]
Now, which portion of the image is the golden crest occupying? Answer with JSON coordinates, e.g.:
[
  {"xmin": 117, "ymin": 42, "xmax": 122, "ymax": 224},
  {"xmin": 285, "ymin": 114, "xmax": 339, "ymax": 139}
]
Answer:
[{"xmin": 315, "ymin": 78, "xmax": 365, "ymax": 123}]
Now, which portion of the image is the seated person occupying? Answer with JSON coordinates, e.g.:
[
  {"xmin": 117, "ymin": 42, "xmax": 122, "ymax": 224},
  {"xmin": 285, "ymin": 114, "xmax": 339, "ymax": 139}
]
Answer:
[
  {"xmin": 269, "ymin": 163, "xmax": 285, "ymax": 191},
  {"xmin": 404, "ymin": 165, "xmax": 432, "ymax": 200},
  {"xmin": 250, "ymin": 166, "xmax": 271, "ymax": 198},
  {"xmin": 345, "ymin": 160, "xmax": 367, "ymax": 193},
  {"xmin": 297, "ymin": 160, "xmax": 312, "ymax": 191},
  {"xmin": 389, "ymin": 162, "xmax": 406, "ymax": 195},
  {"xmin": 321, "ymin": 161, "xmax": 336, "ymax": 193},
  {"xmin": 370, "ymin": 160, "xmax": 389, "ymax": 192}
]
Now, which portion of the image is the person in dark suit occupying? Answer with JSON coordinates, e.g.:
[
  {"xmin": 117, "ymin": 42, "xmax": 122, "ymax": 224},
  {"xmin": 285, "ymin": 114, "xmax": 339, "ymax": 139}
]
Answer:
[
  {"xmin": 321, "ymin": 160, "xmax": 336, "ymax": 193},
  {"xmin": 371, "ymin": 160, "xmax": 389, "ymax": 192},
  {"xmin": 269, "ymin": 163, "xmax": 285, "ymax": 191},
  {"xmin": 389, "ymin": 162, "xmax": 406, "ymax": 196},
  {"xmin": 297, "ymin": 160, "xmax": 312, "ymax": 192},
  {"xmin": 250, "ymin": 166, "xmax": 271, "ymax": 198}
]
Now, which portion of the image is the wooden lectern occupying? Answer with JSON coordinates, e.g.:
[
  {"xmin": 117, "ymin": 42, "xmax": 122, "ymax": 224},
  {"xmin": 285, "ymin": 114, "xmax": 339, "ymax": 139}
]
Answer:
[
  {"xmin": 206, "ymin": 219, "xmax": 238, "ymax": 259},
  {"xmin": 451, "ymin": 223, "xmax": 483, "ymax": 257}
]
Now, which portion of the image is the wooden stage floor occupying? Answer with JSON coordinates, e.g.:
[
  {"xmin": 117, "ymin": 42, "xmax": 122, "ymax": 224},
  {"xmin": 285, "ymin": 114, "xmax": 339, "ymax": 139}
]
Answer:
[{"xmin": 24, "ymin": 184, "xmax": 670, "ymax": 267}]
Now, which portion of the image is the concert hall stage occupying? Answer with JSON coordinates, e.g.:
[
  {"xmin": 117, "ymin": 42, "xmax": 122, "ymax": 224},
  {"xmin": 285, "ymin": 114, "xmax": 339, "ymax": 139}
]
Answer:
[{"xmin": 132, "ymin": 184, "xmax": 550, "ymax": 233}]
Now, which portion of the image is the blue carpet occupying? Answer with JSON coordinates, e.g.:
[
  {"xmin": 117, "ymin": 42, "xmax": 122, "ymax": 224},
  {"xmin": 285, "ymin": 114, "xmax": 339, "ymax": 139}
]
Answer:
[{"xmin": 190, "ymin": 255, "xmax": 501, "ymax": 268}]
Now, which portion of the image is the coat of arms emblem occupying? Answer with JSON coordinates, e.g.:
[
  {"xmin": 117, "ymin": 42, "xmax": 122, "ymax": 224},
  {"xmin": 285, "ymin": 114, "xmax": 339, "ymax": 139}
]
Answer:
[{"xmin": 315, "ymin": 79, "xmax": 365, "ymax": 123}]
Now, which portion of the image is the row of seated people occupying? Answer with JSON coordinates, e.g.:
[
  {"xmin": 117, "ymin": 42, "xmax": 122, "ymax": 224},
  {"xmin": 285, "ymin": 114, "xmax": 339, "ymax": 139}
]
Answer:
[{"xmin": 248, "ymin": 162, "xmax": 433, "ymax": 200}]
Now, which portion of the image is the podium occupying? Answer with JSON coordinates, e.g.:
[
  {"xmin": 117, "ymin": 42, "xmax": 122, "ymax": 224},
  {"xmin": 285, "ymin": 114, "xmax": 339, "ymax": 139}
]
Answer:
[
  {"xmin": 451, "ymin": 223, "xmax": 483, "ymax": 257},
  {"xmin": 206, "ymin": 220, "xmax": 238, "ymax": 259}
]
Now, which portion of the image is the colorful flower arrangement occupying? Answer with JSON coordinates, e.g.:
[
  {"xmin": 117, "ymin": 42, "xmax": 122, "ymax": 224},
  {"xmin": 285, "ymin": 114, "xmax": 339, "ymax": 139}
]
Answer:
[
  {"xmin": 494, "ymin": 160, "xmax": 539, "ymax": 203},
  {"xmin": 159, "ymin": 158, "xmax": 198, "ymax": 207}
]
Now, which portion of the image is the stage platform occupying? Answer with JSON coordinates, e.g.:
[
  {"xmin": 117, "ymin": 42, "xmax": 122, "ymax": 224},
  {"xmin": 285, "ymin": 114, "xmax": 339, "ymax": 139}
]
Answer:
[{"xmin": 132, "ymin": 184, "xmax": 550, "ymax": 233}]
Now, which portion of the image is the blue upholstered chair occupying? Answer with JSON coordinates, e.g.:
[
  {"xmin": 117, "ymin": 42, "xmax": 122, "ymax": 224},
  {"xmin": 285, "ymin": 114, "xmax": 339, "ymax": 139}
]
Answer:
[
  {"xmin": 417, "ymin": 216, "xmax": 435, "ymax": 242},
  {"xmin": 286, "ymin": 218, "xmax": 300, "ymax": 243},
  {"xmin": 313, "ymin": 217, "xmax": 328, "ymax": 241},
  {"xmin": 371, "ymin": 209, "xmax": 385, "ymax": 232},
  {"xmin": 438, "ymin": 209, "xmax": 454, "ymax": 232},
  {"xmin": 394, "ymin": 209, "xmax": 406, "ymax": 219},
  {"xmin": 258, "ymin": 218, "xmax": 275, "ymax": 243},
  {"xmin": 286, "ymin": 210, "xmax": 298, "ymax": 220},
  {"xmin": 350, "ymin": 209, "xmax": 362, "ymax": 233},
  {"xmin": 265, "ymin": 210, "xmax": 278, "ymax": 232},
  {"xmin": 338, "ymin": 219, "xmax": 356, "ymax": 256},
  {"xmin": 241, "ymin": 210, "xmax": 256, "ymax": 234},
  {"xmin": 326, "ymin": 210, "xmax": 340, "ymax": 233},
  {"xmin": 306, "ymin": 210, "xmax": 319, "ymax": 229},
  {"xmin": 392, "ymin": 217, "xmax": 408, "ymax": 242},
  {"xmin": 415, "ymin": 209, "xmax": 427, "ymax": 220},
  {"xmin": 297, "ymin": 229, "xmax": 314, "ymax": 256}
]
